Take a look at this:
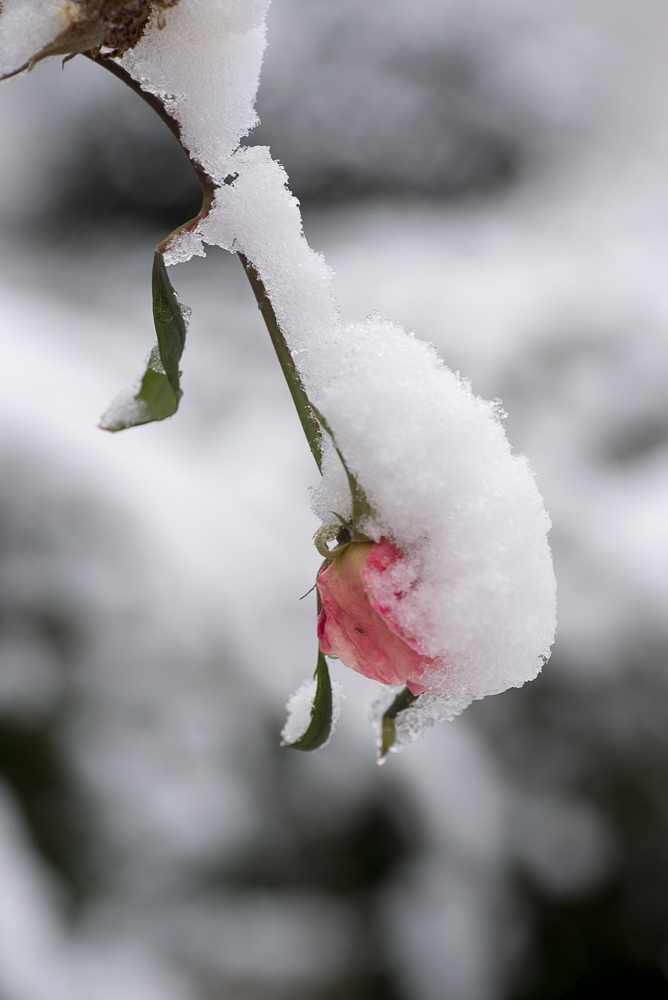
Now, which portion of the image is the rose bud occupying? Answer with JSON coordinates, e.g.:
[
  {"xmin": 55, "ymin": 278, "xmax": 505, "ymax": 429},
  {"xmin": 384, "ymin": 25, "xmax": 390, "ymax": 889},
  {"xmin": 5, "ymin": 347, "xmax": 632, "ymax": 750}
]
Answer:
[{"xmin": 317, "ymin": 538, "xmax": 435, "ymax": 695}]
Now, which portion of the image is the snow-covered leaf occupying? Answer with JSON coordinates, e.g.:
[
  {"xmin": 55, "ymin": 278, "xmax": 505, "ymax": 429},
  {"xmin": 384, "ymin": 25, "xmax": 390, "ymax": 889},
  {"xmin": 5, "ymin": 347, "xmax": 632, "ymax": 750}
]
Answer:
[
  {"xmin": 282, "ymin": 653, "xmax": 335, "ymax": 752},
  {"xmin": 100, "ymin": 251, "xmax": 187, "ymax": 431}
]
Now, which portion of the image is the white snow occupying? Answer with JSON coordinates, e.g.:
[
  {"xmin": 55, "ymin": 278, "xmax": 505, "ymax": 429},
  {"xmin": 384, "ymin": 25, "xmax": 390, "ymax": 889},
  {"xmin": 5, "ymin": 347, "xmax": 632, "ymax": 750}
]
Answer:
[
  {"xmin": 0, "ymin": 0, "xmax": 668, "ymax": 989},
  {"xmin": 314, "ymin": 317, "xmax": 555, "ymax": 705},
  {"xmin": 0, "ymin": 0, "xmax": 65, "ymax": 78},
  {"xmin": 119, "ymin": 0, "xmax": 557, "ymax": 722},
  {"xmin": 0, "ymin": 0, "xmax": 556, "ymax": 734},
  {"xmin": 121, "ymin": 0, "xmax": 271, "ymax": 183}
]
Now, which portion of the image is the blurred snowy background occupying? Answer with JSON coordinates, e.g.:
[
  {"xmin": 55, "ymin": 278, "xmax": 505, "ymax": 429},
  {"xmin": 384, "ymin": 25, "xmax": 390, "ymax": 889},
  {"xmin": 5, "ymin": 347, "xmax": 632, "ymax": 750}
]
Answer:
[{"xmin": 1, "ymin": 0, "xmax": 668, "ymax": 997}]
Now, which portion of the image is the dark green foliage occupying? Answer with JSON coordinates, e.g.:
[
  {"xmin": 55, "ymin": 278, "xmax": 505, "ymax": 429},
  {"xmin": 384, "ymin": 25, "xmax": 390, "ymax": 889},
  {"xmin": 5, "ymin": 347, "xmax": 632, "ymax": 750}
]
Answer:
[
  {"xmin": 513, "ymin": 887, "xmax": 668, "ymax": 1000},
  {"xmin": 205, "ymin": 735, "xmax": 419, "ymax": 999},
  {"xmin": 0, "ymin": 714, "xmax": 93, "ymax": 906},
  {"xmin": 471, "ymin": 653, "xmax": 668, "ymax": 1000},
  {"xmin": 222, "ymin": 795, "xmax": 412, "ymax": 895}
]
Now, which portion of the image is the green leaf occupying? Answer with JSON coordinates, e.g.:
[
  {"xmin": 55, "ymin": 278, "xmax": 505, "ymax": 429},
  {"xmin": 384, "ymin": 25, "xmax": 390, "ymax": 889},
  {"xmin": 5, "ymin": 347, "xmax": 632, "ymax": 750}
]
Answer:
[
  {"xmin": 284, "ymin": 652, "xmax": 334, "ymax": 752},
  {"xmin": 380, "ymin": 687, "xmax": 419, "ymax": 760},
  {"xmin": 152, "ymin": 250, "xmax": 188, "ymax": 397},
  {"xmin": 100, "ymin": 252, "xmax": 189, "ymax": 432},
  {"xmin": 134, "ymin": 354, "xmax": 180, "ymax": 420},
  {"xmin": 311, "ymin": 407, "xmax": 375, "ymax": 534},
  {"xmin": 99, "ymin": 347, "xmax": 180, "ymax": 432}
]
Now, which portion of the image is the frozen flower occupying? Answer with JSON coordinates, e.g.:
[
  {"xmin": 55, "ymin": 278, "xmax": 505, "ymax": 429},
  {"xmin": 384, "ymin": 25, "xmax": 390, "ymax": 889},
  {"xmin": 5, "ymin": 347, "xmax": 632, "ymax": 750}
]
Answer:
[{"xmin": 317, "ymin": 538, "xmax": 434, "ymax": 696}]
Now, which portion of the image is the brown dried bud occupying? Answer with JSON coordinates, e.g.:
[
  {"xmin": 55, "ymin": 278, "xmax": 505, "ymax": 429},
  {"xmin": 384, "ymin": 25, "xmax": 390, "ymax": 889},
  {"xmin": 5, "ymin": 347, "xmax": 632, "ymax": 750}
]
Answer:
[{"xmin": 2, "ymin": 0, "xmax": 181, "ymax": 78}]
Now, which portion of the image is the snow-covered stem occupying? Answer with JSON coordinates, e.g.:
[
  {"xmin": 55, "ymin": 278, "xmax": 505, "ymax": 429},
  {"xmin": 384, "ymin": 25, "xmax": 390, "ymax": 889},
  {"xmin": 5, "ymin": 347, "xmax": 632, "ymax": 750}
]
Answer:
[
  {"xmin": 88, "ymin": 51, "xmax": 322, "ymax": 467},
  {"xmin": 238, "ymin": 252, "xmax": 323, "ymax": 470}
]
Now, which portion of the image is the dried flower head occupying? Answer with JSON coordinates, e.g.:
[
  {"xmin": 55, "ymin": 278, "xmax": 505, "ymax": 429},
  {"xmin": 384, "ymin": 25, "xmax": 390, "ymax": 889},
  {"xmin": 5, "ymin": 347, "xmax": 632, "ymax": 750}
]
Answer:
[{"xmin": 1, "ymin": 0, "xmax": 181, "ymax": 78}]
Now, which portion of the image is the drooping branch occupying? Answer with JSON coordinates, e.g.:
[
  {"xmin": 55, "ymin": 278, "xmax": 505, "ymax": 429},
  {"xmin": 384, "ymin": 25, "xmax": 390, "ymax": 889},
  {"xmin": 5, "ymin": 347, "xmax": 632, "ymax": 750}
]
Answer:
[{"xmin": 86, "ymin": 50, "xmax": 322, "ymax": 468}]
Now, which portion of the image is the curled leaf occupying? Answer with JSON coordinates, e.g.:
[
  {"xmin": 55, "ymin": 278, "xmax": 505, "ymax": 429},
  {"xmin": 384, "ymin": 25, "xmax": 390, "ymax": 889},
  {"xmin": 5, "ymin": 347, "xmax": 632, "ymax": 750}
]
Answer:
[
  {"xmin": 282, "ymin": 652, "xmax": 334, "ymax": 752},
  {"xmin": 151, "ymin": 250, "xmax": 187, "ymax": 397},
  {"xmin": 100, "ymin": 251, "xmax": 188, "ymax": 431}
]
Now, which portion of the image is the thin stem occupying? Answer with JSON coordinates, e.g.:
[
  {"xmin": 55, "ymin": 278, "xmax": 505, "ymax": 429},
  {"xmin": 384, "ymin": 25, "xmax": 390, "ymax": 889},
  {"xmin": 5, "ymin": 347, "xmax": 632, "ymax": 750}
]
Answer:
[
  {"xmin": 238, "ymin": 254, "xmax": 322, "ymax": 471},
  {"xmin": 86, "ymin": 51, "xmax": 322, "ymax": 470},
  {"xmin": 86, "ymin": 53, "xmax": 182, "ymax": 143},
  {"xmin": 85, "ymin": 53, "xmax": 216, "ymax": 256}
]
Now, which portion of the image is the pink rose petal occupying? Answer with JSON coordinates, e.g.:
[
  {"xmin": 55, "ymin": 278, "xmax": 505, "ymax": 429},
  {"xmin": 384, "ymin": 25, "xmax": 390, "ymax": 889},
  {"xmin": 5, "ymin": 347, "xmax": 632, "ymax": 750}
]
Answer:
[{"xmin": 316, "ymin": 541, "xmax": 434, "ymax": 693}]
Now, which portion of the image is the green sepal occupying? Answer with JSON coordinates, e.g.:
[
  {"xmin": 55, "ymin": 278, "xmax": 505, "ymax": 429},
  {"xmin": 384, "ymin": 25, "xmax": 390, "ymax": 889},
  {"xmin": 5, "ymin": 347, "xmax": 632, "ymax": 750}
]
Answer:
[
  {"xmin": 313, "ymin": 522, "xmax": 353, "ymax": 559},
  {"xmin": 299, "ymin": 558, "xmax": 331, "ymax": 601},
  {"xmin": 311, "ymin": 407, "xmax": 375, "ymax": 534},
  {"xmin": 284, "ymin": 651, "xmax": 334, "ymax": 752},
  {"xmin": 299, "ymin": 581, "xmax": 318, "ymax": 601},
  {"xmin": 380, "ymin": 687, "xmax": 419, "ymax": 760}
]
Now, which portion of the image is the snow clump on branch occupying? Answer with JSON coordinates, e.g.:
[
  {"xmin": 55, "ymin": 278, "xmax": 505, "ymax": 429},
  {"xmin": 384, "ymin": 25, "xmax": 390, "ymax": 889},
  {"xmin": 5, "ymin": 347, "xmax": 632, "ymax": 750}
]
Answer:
[{"xmin": 0, "ymin": 0, "xmax": 556, "ymax": 751}]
